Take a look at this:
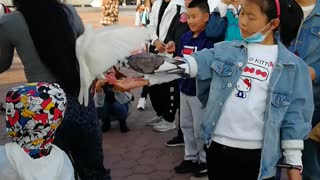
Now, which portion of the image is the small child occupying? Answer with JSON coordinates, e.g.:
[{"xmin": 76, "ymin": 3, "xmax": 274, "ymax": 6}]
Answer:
[
  {"xmin": 172, "ymin": 0, "xmax": 215, "ymax": 177},
  {"xmin": 94, "ymin": 68, "xmax": 131, "ymax": 133},
  {"xmin": 0, "ymin": 82, "xmax": 74, "ymax": 180}
]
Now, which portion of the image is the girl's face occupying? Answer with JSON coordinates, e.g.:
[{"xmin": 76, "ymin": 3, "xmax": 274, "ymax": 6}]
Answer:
[{"xmin": 238, "ymin": 0, "xmax": 271, "ymax": 39}]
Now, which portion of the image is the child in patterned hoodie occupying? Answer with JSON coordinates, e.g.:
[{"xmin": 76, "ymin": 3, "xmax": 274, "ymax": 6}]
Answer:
[{"xmin": 0, "ymin": 82, "xmax": 74, "ymax": 180}]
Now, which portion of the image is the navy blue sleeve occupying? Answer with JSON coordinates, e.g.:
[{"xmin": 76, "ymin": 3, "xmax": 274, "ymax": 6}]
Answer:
[
  {"xmin": 204, "ymin": 39, "xmax": 214, "ymax": 49},
  {"xmin": 176, "ymin": 32, "xmax": 187, "ymax": 57},
  {"xmin": 205, "ymin": 12, "xmax": 227, "ymax": 41}
]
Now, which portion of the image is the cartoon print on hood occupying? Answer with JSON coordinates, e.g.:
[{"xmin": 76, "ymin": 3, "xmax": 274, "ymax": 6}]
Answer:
[{"xmin": 5, "ymin": 82, "xmax": 67, "ymax": 159}]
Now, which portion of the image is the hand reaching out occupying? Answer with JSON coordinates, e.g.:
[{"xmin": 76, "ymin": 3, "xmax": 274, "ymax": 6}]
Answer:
[
  {"xmin": 154, "ymin": 39, "xmax": 166, "ymax": 53},
  {"xmin": 114, "ymin": 77, "xmax": 149, "ymax": 92},
  {"xmin": 166, "ymin": 41, "xmax": 176, "ymax": 54},
  {"xmin": 105, "ymin": 74, "xmax": 117, "ymax": 85}
]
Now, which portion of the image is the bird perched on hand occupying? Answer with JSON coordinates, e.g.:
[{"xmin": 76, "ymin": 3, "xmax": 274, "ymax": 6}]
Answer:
[{"xmin": 76, "ymin": 25, "xmax": 148, "ymax": 106}]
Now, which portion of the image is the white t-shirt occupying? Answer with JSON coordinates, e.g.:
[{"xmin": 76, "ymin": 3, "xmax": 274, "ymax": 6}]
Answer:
[
  {"xmin": 212, "ymin": 43, "xmax": 278, "ymax": 149},
  {"xmin": 301, "ymin": 4, "xmax": 315, "ymax": 19},
  {"xmin": 0, "ymin": 143, "xmax": 75, "ymax": 180}
]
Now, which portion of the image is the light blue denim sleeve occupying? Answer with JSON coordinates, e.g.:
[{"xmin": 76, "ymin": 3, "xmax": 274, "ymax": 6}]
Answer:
[
  {"xmin": 281, "ymin": 62, "xmax": 314, "ymax": 149},
  {"xmin": 192, "ymin": 48, "xmax": 215, "ymax": 80}
]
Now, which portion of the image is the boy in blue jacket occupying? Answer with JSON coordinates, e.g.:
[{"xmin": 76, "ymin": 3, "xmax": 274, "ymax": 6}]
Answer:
[{"xmin": 170, "ymin": 0, "xmax": 218, "ymax": 177}]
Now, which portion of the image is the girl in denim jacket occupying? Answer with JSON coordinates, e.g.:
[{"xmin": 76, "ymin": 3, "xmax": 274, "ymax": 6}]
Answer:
[{"xmin": 126, "ymin": 0, "xmax": 314, "ymax": 179}]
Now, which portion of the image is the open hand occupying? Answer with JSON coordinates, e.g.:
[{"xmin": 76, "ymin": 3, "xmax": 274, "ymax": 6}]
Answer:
[{"xmin": 114, "ymin": 77, "xmax": 149, "ymax": 92}]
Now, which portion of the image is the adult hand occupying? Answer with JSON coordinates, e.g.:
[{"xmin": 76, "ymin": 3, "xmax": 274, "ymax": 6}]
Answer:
[
  {"xmin": 154, "ymin": 39, "xmax": 165, "ymax": 53},
  {"xmin": 287, "ymin": 169, "xmax": 302, "ymax": 180},
  {"xmin": 114, "ymin": 77, "xmax": 149, "ymax": 92},
  {"xmin": 166, "ymin": 41, "xmax": 176, "ymax": 54}
]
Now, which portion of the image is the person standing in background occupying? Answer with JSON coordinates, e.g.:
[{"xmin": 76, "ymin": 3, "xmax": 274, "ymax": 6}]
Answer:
[
  {"xmin": 290, "ymin": 0, "xmax": 320, "ymax": 179},
  {"xmin": 101, "ymin": 0, "xmax": 119, "ymax": 25}
]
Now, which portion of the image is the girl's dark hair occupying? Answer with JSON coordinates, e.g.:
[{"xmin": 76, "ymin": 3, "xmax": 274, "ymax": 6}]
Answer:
[
  {"xmin": 13, "ymin": 0, "xmax": 80, "ymax": 96},
  {"xmin": 249, "ymin": 0, "xmax": 303, "ymax": 46},
  {"xmin": 188, "ymin": 0, "xmax": 210, "ymax": 14}
]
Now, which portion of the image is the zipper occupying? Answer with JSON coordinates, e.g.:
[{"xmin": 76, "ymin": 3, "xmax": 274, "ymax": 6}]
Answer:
[
  {"xmin": 294, "ymin": 19, "xmax": 304, "ymax": 51},
  {"xmin": 294, "ymin": 9, "xmax": 315, "ymax": 50}
]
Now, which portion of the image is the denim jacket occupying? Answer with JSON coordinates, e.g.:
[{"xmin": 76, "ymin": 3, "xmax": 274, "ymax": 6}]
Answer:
[
  {"xmin": 288, "ymin": 0, "xmax": 320, "ymax": 126},
  {"xmin": 193, "ymin": 40, "xmax": 314, "ymax": 179}
]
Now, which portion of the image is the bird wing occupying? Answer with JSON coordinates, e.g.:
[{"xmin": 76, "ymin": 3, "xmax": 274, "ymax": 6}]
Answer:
[{"xmin": 76, "ymin": 24, "xmax": 148, "ymax": 106}]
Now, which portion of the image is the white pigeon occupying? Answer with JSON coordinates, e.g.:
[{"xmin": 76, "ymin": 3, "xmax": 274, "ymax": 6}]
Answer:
[{"xmin": 76, "ymin": 24, "xmax": 149, "ymax": 106}]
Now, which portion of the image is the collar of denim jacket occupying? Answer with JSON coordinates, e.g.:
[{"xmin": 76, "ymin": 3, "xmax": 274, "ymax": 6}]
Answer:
[
  {"xmin": 231, "ymin": 40, "xmax": 296, "ymax": 65},
  {"xmin": 313, "ymin": 0, "xmax": 320, "ymax": 15}
]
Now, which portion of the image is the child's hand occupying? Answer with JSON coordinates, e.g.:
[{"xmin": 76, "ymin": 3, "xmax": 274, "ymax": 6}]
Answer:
[
  {"xmin": 287, "ymin": 169, "xmax": 301, "ymax": 180},
  {"xmin": 154, "ymin": 40, "xmax": 166, "ymax": 53},
  {"xmin": 105, "ymin": 74, "xmax": 117, "ymax": 85},
  {"xmin": 166, "ymin": 41, "xmax": 176, "ymax": 54},
  {"xmin": 95, "ymin": 79, "xmax": 107, "ymax": 93}
]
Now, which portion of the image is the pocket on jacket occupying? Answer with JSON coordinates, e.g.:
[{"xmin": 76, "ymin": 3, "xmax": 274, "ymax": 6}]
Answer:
[
  {"xmin": 271, "ymin": 91, "xmax": 291, "ymax": 108},
  {"xmin": 211, "ymin": 59, "xmax": 235, "ymax": 77},
  {"xmin": 311, "ymin": 26, "xmax": 320, "ymax": 38}
]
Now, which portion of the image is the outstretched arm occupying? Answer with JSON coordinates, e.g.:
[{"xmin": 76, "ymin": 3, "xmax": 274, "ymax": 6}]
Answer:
[{"xmin": 125, "ymin": 48, "xmax": 216, "ymax": 86}]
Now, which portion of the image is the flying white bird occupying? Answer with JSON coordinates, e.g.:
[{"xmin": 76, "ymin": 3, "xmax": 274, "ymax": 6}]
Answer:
[{"xmin": 76, "ymin": 25, "xmax": 149, "ymax": 106}]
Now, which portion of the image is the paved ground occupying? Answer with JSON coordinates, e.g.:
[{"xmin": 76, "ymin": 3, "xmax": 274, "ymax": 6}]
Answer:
[
  {"xmin": 0, "ymin": 8, "xmax": 288, "ymax": 180},
  {"xmin": 0, "ymin": 8, "xmax": 198, "ymax": 180}
]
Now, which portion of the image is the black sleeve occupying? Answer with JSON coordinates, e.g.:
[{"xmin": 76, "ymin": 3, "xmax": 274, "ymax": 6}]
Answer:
[
  {"xmin": 0, "ymin": 23, "xmax": 14, "ymax": 73},
  {"xmin": 172, "ymin": 21, "xmax": 189, "ymax": 57},
  {"xmin": 164, "ymin": 5, "xmax": 189, "ymax": 57}
]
